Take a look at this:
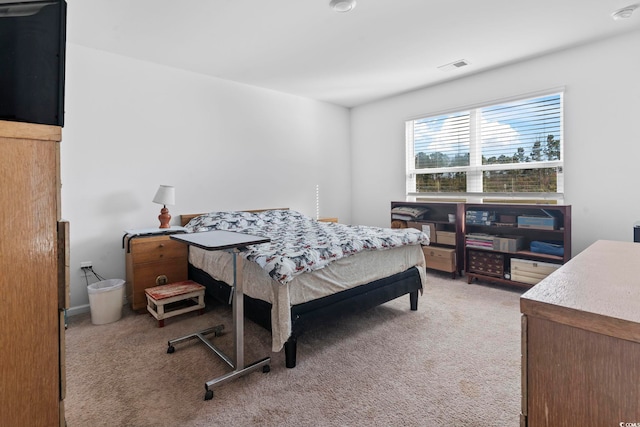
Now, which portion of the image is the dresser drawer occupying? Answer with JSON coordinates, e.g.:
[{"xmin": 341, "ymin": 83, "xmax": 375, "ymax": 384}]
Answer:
[{"xmin": 129, "ymin": 236, "xmax": 187, "ymax": 263}]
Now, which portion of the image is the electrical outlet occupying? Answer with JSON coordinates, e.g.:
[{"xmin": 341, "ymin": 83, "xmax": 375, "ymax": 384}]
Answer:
[{"xmin": 80, "ymin": 261, "xmax": 92, "ymax": 268}]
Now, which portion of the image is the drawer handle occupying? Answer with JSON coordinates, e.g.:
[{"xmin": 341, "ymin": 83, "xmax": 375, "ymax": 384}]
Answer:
[
  {"xmin": 156, "ymin": 275, "xmax": 168, "ymax": 286},
  {"xmin": 158, "ymin": 244, "xmax": 165, "ymax": 248}
]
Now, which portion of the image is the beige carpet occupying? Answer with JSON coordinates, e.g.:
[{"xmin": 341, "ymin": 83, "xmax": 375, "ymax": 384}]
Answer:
[{"xmin": 65, "ymin": 272, "xmax": 523, "ymax": 426}]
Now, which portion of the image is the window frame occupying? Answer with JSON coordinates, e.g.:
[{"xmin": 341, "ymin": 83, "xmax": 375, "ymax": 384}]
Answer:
[{"xmin": 405, "ymin": 89, "xmax": 564, "ymax": 203}]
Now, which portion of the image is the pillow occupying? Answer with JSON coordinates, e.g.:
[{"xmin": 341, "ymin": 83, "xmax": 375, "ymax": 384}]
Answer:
[
  {"xmin": 391, "ymin": 206, "xmax": 429, "ymax": 220},
  {"xmin": 184, "ymin": 210, "xmax": 264, "ymax": 233}
]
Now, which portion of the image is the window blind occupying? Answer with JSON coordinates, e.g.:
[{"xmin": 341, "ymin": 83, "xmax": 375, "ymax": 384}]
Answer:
[
  {"xmin": 480, "ymin": 95, "xmax": 561, "ymax": 165},
  {"xmin": 406, "ymin": 91, "xmax": 563, "ymax": 198}
]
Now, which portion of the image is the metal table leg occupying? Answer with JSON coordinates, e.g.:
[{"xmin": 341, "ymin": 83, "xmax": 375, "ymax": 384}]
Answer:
[{"xmin": 167, "ymin": 248, "xmax": 271, "ymax": 400}]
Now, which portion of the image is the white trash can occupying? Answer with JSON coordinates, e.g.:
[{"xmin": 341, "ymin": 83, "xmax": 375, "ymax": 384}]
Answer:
[{"xmin": 88, "ymin": 279, "xmax": 125, "ymax": 325}]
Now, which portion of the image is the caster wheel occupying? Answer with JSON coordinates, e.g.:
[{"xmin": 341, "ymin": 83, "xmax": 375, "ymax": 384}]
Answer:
[
  {"xmin": 262, "ymin": 365, "xmax": 270, "ymax": 373},
  {"xmin": 204, "ymin": 389, "xmax": 214, "ymax": 401},
  {"xmin": 214, "ymin": 325, "xmax": 224, "ymax": 337},
  {"xmin": 167, "ymin": 345, "xmax": 175, "ymax": 354}
]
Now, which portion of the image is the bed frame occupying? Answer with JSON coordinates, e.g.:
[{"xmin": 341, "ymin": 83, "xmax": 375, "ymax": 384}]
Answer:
[{"xmin": 181, "ymin": 211, "xmax": 423, "ymax": 368}]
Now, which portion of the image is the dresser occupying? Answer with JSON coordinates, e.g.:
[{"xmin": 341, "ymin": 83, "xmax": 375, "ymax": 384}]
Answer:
[
  {"xmin": 124, "ymin": 231, "xmax": 188, "ymax": 311},
  {"xmin": 520, "ymin": 240, "xmax": 640, "ymax": 426},
  {"xmin": 0, "ymin": 121, "xmax": 66, "ymax": 426}
]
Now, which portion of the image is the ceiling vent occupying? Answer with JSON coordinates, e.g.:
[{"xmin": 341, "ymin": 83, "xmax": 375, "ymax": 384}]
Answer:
[
  {"xmin": 611, "ymin": 5, "xmax": 637, "ymax": 20},
  {"xmin": 438, "ymin": 59, "xmax": 470, "ymax": 72},
  {"xmin": 329, "ymin": 0, "xmax": 356, "ymax": 12}
]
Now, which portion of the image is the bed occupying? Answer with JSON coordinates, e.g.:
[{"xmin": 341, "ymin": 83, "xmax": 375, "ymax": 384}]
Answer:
[{"xmin": 181, "ymin": 209, "xmax": 429, "ymax": 368}]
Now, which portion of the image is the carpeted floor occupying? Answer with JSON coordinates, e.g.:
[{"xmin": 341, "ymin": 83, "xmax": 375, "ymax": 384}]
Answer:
[{"xmin": 64, "ymin": 272, "xmax": 523, "ymax": 426}]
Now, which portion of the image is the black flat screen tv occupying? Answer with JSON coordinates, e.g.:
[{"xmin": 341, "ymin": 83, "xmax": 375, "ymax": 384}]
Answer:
[{"xmin": 0, "ymin": 0, "xmax": 66, "ymax": 127}]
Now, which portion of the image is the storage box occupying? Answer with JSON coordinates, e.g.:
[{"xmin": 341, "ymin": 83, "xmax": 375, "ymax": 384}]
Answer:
[
  {"xmin": 493, "ymin": 236, "xmax": 525, "ymax": 253},
  {"xmin": 510, "ymin": 258, "xmax": 561, "ymax": 285},
  {"xmin": 408, "ymin": 222, "xmax": 436, "ymax": 242},
  {"xmin": 530, "ymin": 241, "xmax": 564, "ymax": 257},
  {"xmin": 517, "ymin": 215, "xmax": 556, "ymax": 230},
  {"xmin": 468, "ymin": 250, "xmax": 504, "ymax": 277},
  {"xmin": 466, "ymin": 210, "xmax": 495, "ymax": 225},
  {"xmin": 423, "ymin": 246, "xmax": 456, "ymax": 273},
  {"xmin": 436, "ymin": 230, "xmax": 456, "ymax": 246},
  {"xmin": 499, "ymin": 214, "xmax": 517, "ymax": 224}
]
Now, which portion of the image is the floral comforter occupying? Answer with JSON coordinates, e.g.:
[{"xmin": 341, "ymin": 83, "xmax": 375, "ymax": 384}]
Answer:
[{"xmin": 184, "ymin": 209, "xmax": 429, "ymax": 285}]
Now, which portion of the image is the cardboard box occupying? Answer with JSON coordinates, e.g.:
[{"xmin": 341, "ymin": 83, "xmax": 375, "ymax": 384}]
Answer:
[
  {"xmin": 436, "ymin": 230, "xmax": 456, "ymax": 246},
  {"xmin": 423, "ymin": 246, "xmax": 456, "ymax": 273},
  {"xmin": 408, "ymin": 221, "xmax": 435, "ymax": 242},
  {"xmin": 510, "ymin": 258, "xmax": 561, "ymax": 285},
  {"xmin": 493, "ymin": 236, "xmax": 525, "ymax": 253},
  {"xmin": 517, "ymin": 215, "xmax": 556, "ymax": 230}
]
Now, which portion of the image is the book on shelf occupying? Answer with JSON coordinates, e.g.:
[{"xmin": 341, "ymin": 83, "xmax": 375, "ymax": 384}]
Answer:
[{"xmin": 465, "ymin": 233, "xmax": 496, "ymax": 249}]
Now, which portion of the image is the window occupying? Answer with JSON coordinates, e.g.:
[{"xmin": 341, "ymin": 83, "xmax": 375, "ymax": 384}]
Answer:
[{"xmin": 406, "ymin": 91, "xmax": 563, "ymax": 201}]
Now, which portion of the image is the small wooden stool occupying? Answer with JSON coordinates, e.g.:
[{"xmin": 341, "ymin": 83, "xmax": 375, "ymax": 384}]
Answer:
[{"xmin": 145, "ymin": 280, "xmax": 205, "ymax": 327}]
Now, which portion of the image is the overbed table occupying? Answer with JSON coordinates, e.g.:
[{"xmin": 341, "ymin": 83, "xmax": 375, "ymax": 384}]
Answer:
[{"xmin": 168, "ymin": 230, "xmax": 271, "ymax": 400}]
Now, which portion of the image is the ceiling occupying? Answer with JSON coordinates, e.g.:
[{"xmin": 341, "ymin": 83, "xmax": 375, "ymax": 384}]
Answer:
[{"xmin": 66, "ymin": 0, "xmax": 640, "ymax": 108}]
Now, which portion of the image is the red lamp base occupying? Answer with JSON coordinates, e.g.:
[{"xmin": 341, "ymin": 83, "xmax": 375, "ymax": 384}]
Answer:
[{"xmin": 158, "ymin": 206, "xmax": 171, "ymax": 229}]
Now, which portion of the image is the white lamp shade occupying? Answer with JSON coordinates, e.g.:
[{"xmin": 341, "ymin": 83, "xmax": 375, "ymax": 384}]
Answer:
[{"xmin": 152, "ymin": 185, "xmax": 175, "ymax": 206}]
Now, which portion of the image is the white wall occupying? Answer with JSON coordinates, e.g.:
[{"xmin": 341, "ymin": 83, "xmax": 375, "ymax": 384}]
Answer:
[
  {"xmin": 64, "ymin": 28, "xmax": 640, "ymax": 313},
  {"xmin": 350, "ymin": 29, "xmax": 640, "ymax": 258},
  {"xmin": 62, "ymin": 44, "xmax": 351, "ymax": 312}
]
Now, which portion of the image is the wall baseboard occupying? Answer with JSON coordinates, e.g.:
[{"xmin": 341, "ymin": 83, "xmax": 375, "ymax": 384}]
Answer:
[
  {"xmin": 67, "ymin": 297, "xmax": 129, "ymax": 318},
  {"xmin": 66, "ymin": 304, "xmax": 90, "ymax": 317}
]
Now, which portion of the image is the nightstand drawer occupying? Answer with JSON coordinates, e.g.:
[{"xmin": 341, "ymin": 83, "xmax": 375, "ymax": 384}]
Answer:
[
  {"xmin": 130, "ymin": 236, "xmax": 187, "ymax": 263},
  {"xmin": 125, "ymin": 233, "xmax": 189, "ymax": 311}
]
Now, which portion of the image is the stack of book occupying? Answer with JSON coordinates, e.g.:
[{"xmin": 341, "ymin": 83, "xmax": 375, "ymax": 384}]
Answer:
[
  {"xmin": 466, "ymin": 233, "xmax": 495, "ymax": 249},
  {"xmin": 466, "ymin": 210, "xmax": 495, "ymax": 225}
]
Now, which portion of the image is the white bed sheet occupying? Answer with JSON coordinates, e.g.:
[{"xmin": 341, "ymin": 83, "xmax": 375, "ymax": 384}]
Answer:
[{"xmin": 189, "ymin": 245, "xmax": 427, "ymax": 351}]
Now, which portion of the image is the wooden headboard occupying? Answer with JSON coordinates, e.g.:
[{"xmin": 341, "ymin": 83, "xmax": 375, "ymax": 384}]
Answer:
[{"xmin": 180, "ymin": 208, "xmax": 289, "ymax": 227}]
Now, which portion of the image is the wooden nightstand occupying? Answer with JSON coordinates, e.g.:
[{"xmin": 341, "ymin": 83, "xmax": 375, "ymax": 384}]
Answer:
[
  {"xmin": 318, "ymin": 217, "xmax": 338, "ymax": 223},
  {"xmin": 124, "ymin": 229, "xmax": 188, "ymax": 312}
]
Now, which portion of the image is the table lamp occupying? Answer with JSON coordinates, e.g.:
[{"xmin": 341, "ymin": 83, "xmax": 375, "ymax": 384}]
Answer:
[{"xmin": 152, "ymin": 185, "xmax": 175, "ymax": 228}]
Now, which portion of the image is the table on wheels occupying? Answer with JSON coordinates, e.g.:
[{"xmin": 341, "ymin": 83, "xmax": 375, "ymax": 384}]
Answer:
[{"xmin": 168, "ymin": 230, "xmax": 271, "ymax": 400}]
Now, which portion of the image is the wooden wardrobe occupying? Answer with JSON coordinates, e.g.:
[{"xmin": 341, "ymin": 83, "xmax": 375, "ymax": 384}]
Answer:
[{"xmin": 0, "ymin": 120, "xmax": 67, "ymax": 426}]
